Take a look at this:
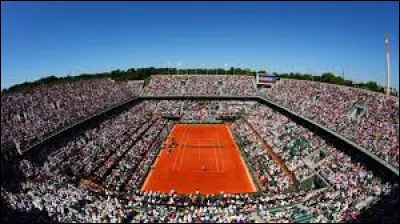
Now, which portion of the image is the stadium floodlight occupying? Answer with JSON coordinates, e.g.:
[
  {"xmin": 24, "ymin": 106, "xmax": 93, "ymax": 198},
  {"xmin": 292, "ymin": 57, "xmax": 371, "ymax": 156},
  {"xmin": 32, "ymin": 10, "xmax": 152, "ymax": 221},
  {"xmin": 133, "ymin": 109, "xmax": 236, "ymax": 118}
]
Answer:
[
  {"xmin": 165, "ymin": 62, "xmax": 171, "ymax": 75},
  {"xmin": 342, "ymin": 69, "xmax": 345, "ymax": 80},
  {"xmin": 177, "ymin": 63, "xmax": 182, "ymax": 75},
  {"xmin": 204, "ymin": 64, "xmax": 208, "ymax": 75},
  {"xmin": 201, "ymin": 64, "xmax": 207, "ymax": 75},
  {"xmin": 384, "ymin": 33, "xmax": 391, "ymax": 96},
  {"xmin": 354, "ymin": 71, "xmax": 358, "ymax": 86}
]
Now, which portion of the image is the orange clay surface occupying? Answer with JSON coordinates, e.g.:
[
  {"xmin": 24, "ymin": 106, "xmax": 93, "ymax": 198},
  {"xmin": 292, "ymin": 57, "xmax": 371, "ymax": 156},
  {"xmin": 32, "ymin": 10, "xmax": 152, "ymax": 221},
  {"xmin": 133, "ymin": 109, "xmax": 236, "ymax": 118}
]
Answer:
[{"xmin": 141, "ymin": 124, "xmax": 257, "ymax": 195}]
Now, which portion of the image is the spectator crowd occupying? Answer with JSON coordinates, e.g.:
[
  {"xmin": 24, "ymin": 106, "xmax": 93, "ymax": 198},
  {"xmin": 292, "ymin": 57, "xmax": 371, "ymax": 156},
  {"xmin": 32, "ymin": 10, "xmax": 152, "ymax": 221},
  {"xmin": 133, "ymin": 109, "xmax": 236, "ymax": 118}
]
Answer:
[
  {"xmin": 1, "ymin": 74, "xmax": 398, "ymax": 223},
  {"xmin": 1, "ymin": 79, "xmax": 142, "ymax": 155},
  {"xmin": 259, "ymin": 79, "xmax": 399, "ymax": 169},
  {"xmin": 142, "ymin": 75, "xmax": 257, "ymax": 96}
]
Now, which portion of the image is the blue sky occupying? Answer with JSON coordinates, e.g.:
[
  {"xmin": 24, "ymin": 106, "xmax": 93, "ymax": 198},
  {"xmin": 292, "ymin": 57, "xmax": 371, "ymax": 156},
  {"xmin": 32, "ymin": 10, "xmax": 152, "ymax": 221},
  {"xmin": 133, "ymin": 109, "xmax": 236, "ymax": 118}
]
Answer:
[{"xmin": 1, "ymin": 1, "xmax": 399, "ymax": 90}]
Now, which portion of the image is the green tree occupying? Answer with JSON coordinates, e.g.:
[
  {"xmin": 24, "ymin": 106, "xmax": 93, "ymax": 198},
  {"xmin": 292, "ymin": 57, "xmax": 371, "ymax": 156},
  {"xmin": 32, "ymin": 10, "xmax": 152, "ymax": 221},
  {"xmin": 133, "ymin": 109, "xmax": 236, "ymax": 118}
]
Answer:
[{"xmin": 321, "ymin": 72, "xmax": 336, "ymax": 83}]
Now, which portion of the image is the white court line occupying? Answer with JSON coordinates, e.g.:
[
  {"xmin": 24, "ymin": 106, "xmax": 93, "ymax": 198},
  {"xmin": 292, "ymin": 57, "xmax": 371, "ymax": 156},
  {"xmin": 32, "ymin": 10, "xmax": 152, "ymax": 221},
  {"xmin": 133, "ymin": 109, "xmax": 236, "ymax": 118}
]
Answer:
[
  {"xmin": 177, "ymin": 126, "xmax": 191, "ymax": 171},
  {"xmin": 216, "ymin": 126, "xmax": 225, "ymax": 172},
  {"xmin": 172, "ymin": 125, "xmax": 189, "ymax": 171},
  {"xmin": 213, "ymin": 128, "xmax": 219, "ymax": 172},
  {"xmin": 177, "ymin": 125, "xmax": 191, "ymax": 171},
  {"xmin": 142, "ymin": 125, "xmax": 173, "ymax": 191},
  {"xmin": 186, "ymin": 138, "xmax": 214, "ymax": 142},
  {"xmin": 227, "ymin": 123, "xmax": 257, "ymax": 192},
  {"xmin": 198, "ymin": 139, "xmax": 200, "ymax": 161}
]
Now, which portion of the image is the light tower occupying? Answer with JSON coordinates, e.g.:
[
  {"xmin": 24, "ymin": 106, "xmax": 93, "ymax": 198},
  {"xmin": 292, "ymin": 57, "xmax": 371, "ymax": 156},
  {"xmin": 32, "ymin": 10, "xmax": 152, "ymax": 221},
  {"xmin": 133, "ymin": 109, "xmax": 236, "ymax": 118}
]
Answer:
[
  {"xmin": 384, "ymin": 33, "xmax": 391, "ymax": 96},
  {"xmin": 166, "ymin": 62, "xmax": 170, "ymax": 75},
  {"xmin": 342, "ymin": 69, "xmax": 345, "ymax": 80},
  {"xmin": 177, "ymin": 63, "xmax": 181, "ymax": 75}
]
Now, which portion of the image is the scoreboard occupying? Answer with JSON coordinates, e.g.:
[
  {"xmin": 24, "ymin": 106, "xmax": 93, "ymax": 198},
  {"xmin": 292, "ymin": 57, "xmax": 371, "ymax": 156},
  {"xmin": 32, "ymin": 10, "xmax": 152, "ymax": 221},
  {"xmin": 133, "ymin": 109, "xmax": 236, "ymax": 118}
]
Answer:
[{"xmin": 256, "ymin": 72, "xmax": 278, "ymax": 85}]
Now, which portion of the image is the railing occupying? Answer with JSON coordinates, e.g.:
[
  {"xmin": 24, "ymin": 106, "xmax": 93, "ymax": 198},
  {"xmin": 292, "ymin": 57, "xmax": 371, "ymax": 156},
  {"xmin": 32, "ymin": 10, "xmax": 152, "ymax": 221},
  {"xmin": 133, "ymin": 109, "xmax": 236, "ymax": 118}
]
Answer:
[
  {"xmin": 8, "ymin": 94, "xmax": 397, "ymax": 178},
  {"xmin": 8, "ymin": 96, "xmax": 141, "ymax": 160},
  {"xmin": 87, "ymin": 118, "xmax": 152, "ymax": 181},
  {"xmin": 120, "ymin": 121, "xmax": 168, "ymax": 192},
  {"xmin": 177, "ymin": 120, "xmax": 224, "ymax": 124},
  {"xmin": 256, "ymin": 96, "xmax": 399, "ymax": 177},
  {"xmin": 227, "ymin": 122, "xmax": 262, "ymax": 193},
  {"xmin": 97, "ymin": 117, "xmax": 160, "ymax": 184},
  {"xmin": 241, "ymin": 119, "xmax": 299, "ymax": 191},
  {"xmin": 137, "ymin": 122, "xmax": 173, "ymax": 191}
]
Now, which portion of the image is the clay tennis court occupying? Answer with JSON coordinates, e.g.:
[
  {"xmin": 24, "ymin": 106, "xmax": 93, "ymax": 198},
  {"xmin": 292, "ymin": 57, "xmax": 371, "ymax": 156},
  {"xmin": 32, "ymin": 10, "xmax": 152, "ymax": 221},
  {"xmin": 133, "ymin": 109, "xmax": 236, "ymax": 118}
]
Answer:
[{"xmin": 141, "ymin": 124, "xmax": 257, "ymax": 194}]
